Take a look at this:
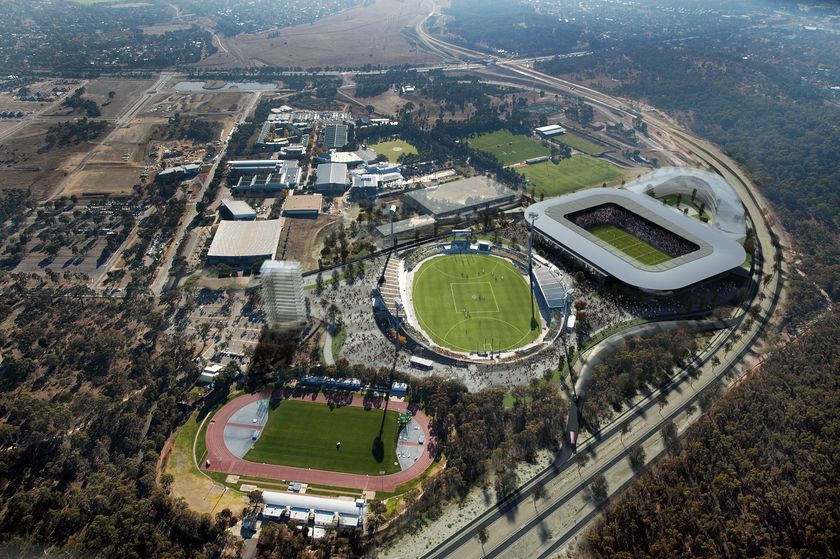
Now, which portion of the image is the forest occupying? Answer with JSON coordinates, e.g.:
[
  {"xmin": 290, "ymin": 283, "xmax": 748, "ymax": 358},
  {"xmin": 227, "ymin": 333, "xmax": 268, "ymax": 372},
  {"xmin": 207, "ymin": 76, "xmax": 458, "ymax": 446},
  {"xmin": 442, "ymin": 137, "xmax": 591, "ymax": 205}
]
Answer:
[
  {"xmin": 584, "ymin": 310, "xmax": 840, "ymax": 558},
  {"xmin": 579, "ymin": 328, "xmax": 700, "ymax": 429}
]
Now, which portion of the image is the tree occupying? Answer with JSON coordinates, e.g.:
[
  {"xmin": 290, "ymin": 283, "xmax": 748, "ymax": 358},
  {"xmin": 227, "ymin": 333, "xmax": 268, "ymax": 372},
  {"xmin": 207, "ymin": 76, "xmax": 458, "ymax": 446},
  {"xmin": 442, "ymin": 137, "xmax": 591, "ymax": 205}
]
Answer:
[
  {"xmin": 315, "ymin": 271, "xmax": 324, "ymax": 292},
  {"xmin": 196, "ymin": 322, "xmax": 211, "ymax": 353},
  {"xmin": 576, "ymin": 451, "xmax": 590, "ymax": 476},
  {"xmin": 532, "ymin": 482, "xmax": 546, "ymax": 512},
  {"xmin": 590, "ymin": 473, "xmax": 608, "ymax": 502},
  {"xmin": 661, "ymin": 419, "xmax": 680, "ymax": 454},
  {"xmin": 476, "ymin": 526, "xmax": 490, "ymax": 556},
  {"xmin": 620, "ymin": 420, "xmax": 631, "ymax": 445},
  {"xmin": 628, "ymin": 443, "xmax": 646, "ymax": 471}
]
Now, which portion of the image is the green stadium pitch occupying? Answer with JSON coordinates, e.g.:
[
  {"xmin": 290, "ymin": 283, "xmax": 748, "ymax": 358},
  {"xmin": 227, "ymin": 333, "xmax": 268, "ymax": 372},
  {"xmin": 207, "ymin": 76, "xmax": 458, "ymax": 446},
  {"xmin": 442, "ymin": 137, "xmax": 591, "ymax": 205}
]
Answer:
[
  {"xmin": 588, "ymin": 223, "xmax": 671, "ymax": 265},
  {"xmin": 244, "ymin": 400, "xmax": 401, "ymax": 475},
  {"xmin": 411, "ymin": 253, "xmax": 540, "ymax": 353}
]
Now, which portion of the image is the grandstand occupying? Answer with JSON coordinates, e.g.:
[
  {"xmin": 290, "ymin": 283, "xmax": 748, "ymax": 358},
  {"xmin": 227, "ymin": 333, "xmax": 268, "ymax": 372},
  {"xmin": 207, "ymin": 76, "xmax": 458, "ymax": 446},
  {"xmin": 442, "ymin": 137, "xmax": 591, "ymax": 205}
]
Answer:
[
  {"xmin": 529, "ymin": 188, "xmax": 746, "ymax": 293},
  {"xmin": 533, "ymin": 266, "xmax": 572, "ymax": 310}
]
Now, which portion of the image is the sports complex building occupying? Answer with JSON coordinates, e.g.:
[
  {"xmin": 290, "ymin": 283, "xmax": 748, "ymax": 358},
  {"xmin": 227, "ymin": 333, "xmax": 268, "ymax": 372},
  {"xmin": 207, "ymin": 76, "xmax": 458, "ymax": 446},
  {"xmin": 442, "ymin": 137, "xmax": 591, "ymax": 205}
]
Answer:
[
  {"xmin": 404, "ymin": 176, "xmax": 517, "ymax": 220},
  {"xmin": 528, "ymin": 184, "xmax": 746, "ymax": 294}
]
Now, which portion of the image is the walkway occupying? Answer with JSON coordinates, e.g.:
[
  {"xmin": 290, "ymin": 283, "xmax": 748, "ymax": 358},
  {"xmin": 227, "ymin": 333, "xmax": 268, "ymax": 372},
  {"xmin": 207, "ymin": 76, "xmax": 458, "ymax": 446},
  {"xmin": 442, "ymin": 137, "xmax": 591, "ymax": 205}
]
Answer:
[{"xmin": 204, "ymin": 391, "xmax": 435, "ymax": 492}]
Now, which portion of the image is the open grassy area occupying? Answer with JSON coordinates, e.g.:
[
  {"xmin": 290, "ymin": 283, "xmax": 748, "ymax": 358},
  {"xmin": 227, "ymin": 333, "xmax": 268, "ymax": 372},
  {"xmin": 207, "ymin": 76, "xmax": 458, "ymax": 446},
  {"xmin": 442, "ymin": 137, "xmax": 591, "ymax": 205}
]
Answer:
[
  {"xmin": 245, "ymin": 400, "xmax": 401, "ymax": 475},
  {"xmin": 467, "ymin": 129, "xmax": 549, "ymax": 165},
  {"xmin": 588, "ymin": 224, "xmax": 672, "ymax": 265},
  {"xmin": 554, "ymin": 132, "xmax": 607, "ymax": 155},
  {"xmin": 518, "ymin": 155, "xmax": 622, "ymax": 198},
  {"xmin": 412, "ymin": 254, "xmax": 540, "ymax": 353},
  {"xmin": 370, "ymin": 139, "xmax": 418, "ymax": 162}
]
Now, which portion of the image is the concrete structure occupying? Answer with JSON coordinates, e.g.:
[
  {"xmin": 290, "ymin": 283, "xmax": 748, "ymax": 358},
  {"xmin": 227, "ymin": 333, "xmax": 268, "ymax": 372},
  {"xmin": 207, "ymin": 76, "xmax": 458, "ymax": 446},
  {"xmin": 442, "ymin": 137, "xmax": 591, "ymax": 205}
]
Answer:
[
  {"xmin": 219, "ymin": 199, "xmax": 256, "ymax": 221},
  {"xmin": 376, "ymin": 215, "xmax": 436, "ymax": 239},
  {"xmin": 404, "ymin": 176, "xmax": 517, "ymax": 220},
  {"xmin": 261, "ymin": 260, "xmax": 306, "ymax": 328},
  {"xmin": 206, "ymin": 220, "xmax": 283, "ymax": 268},
  {"xmin": 322, "ymin": 123, "xmax": 348, "ymax": 149},
  {"xmin": 535, "ymin": 124, "xmax": 566, "ymax": 138},
  {"xmin": 260, "ymin": 491, "xmax": 366, "ymax": 537},
  {"xmin": 528, "ymin": 188, "xmax": 746, "ymax": 293},
  {"xmin": 314, "ymin": 162, "xmax": 349, "ymax": 195},
  {"xmin": 282, "ymin": 194, "xmax": 322, "ymax": 218}
]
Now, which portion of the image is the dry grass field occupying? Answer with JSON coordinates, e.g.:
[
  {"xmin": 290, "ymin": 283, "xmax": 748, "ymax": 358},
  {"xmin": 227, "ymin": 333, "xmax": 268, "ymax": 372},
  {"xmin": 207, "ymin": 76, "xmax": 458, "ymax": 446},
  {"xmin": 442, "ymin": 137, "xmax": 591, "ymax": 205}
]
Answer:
[
  {"xmin": 80, "ymin": 77, "xmax": 156, "ymax": 119},
  {"xmin": 197, "ymin": 0, "xmax": 442, "ymax": 69},
  {"xmin": 0, "ymin": 121, "xmax": 112, "ymax": 198},
  {"xmin": 143, "ymin": 92, "xmax": 248, "ymax": 118}
]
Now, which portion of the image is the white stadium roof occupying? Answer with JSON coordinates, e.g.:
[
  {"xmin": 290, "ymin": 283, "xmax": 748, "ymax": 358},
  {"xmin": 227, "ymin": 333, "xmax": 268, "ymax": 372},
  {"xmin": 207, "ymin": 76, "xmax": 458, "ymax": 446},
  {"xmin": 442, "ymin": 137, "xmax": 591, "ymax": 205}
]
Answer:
[
  {"xmin": 529, "ymin": 188, "xmax": 746, "ymax": 292},
  {"xmin": 624, "ymin": 167, "xmax": 747, "ymax": 242},
  {"xmin": 533, "ymin": 266, "xmax": 568, "ymax": 309}
]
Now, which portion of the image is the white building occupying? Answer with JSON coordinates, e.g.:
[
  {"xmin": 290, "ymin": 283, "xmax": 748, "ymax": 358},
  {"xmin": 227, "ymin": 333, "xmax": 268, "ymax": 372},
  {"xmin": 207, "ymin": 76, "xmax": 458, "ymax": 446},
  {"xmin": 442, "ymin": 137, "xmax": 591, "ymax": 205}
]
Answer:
[
  {"xmin": 261, "ymin": 260, "xmax": 306, "ymax": 328},
  {"xmin": 260, "ymin": 491, "xmax": 366, "ymax": 538}
]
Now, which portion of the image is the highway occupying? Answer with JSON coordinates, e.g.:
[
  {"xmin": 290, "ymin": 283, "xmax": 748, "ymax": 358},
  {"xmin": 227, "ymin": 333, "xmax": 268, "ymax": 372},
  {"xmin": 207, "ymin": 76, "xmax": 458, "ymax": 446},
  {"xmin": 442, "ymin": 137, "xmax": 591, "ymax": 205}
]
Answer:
[{"xmin": 399, "ymin": 24, "xmax": 786, "ymax": 559}]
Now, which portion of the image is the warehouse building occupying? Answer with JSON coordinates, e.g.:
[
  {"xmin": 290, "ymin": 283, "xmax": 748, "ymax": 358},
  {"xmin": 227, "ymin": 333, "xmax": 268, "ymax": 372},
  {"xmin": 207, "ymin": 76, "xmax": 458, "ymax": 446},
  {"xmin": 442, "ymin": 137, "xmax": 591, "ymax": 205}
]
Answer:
[
  {"xmin": 322, "ymin": 123, "xmax": 348, "ymax": 149},
  {"xmin": 282, "ymin": 194, "xmax": 322, "ymax": 218},
  {"xmin": 206, "ymin": 220, "xmax": 283, "ymax": 269},
  {"xmin": 404, "ymin": 176, "xmax": 517, "ymax": 220},
  {"xmin": 534, "ymin": 124, "xmax": 566, "ymax": 138},
  {"xmin": 219, "ymin": 199, "xmax": 256, "ymax": 221},
  {"xmin": 314, "ymin": 162, "xmax": 349, "ymax": 195}
]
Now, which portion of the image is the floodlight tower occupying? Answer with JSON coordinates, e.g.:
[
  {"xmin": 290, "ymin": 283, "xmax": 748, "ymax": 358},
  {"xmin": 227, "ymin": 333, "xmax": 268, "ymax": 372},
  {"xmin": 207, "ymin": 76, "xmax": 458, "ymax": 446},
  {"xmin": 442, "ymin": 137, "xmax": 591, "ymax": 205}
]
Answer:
[{"xmin": 527, "ymin": 211, "xmax": 539, "ymax": 324}]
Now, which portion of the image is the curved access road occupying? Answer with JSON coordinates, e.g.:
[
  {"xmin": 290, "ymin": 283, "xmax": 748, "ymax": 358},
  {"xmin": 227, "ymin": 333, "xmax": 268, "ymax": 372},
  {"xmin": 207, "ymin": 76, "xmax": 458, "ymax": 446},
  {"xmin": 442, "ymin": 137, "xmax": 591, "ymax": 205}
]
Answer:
[{"xmin": 204, "ymin": 391, "xmax": 434, "ymax": 492}]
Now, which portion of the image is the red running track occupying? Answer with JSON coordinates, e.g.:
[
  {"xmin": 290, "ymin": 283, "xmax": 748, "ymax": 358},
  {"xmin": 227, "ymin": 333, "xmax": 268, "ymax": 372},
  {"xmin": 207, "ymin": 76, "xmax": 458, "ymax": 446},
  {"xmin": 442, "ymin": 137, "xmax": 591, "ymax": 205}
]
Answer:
[{"xmin": 203, "ymin": 391, "xmax": 435, "ymax": 492}]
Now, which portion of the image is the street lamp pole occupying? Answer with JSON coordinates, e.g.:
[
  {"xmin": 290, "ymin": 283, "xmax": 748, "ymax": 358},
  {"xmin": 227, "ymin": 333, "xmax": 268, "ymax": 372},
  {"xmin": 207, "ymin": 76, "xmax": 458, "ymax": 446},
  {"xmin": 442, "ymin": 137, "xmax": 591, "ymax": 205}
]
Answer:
[{"xmin": 527, "ymin": 211, "xmax": 539, "ymax": 325}]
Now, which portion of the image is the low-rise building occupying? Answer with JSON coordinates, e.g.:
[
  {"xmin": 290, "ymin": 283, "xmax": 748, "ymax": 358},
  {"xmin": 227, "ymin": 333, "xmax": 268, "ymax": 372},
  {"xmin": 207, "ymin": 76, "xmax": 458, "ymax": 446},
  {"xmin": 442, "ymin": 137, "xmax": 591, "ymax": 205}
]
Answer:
[
  {"xmin": 534, "ymin": 124, "xmax": 566, "ymax": 138},
  {"xmin": 219, "ymin": 199, "xmax": 256, "ymax": 221},
  {"xmin": 282, "ymin": 194, "xmax": 322, "ymax": 218},
  {"xmin": 206, "ymin": 220, "xmax": 283, "ymax": 269},
  {"xmin": 313, "ymin": 162, "xmax": 349, "ymax": 195}
]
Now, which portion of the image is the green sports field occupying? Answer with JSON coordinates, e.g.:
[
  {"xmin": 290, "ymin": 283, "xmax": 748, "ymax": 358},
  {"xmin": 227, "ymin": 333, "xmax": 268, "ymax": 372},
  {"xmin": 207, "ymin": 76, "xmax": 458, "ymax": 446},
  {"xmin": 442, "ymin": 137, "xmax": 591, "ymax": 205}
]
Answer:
[
  {"xmin": 588, "ymin": 224, "xmax": 672, "ymax": 265},
  {"xmin": 412, "ymin": 254, "xmax": 540, "ymax": 353},
  {"xmin": 467, "ymin": 129, "xmax": 549, "ymax": 165},
  {"xmin": 518, "ymin": 155, "xmax": 622, "ymax": 198},
  {"xmin": 370, "ymin": 139, "xmax": 418, "ymax": 162},
  {"xmin": 245, "ymin": 400, "xmax": 401, "ymax": 475},
  {"xmin": 554, "ymin": 133, "xmax": 607, "ymax": 155}
]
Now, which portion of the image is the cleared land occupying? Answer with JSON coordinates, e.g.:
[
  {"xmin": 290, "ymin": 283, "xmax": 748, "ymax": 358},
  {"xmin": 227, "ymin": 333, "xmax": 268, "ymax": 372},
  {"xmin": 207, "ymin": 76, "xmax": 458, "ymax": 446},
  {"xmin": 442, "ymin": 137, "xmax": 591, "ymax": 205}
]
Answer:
[
  {"xmin": 370, "ymin": 139, "xmax": 418, "ymax": 162},
  {"xmin": 518, "ymin": 155, "xmax": 622, "ymax": 198},
  {"xmin": 467, "ymin": 129, "xmax": 549, "ymax": 165},
  {"xmin": 245, "ymin": 400, "xmax": 401, "ymax": 475},
  {"xmin": 412, "ymin": 254, "xmax": 540, "ymax": 353},
  {"xmin": 196, "ymin": 0, "xmax": 440, "ymax": 68},
  {"xmin": 588, "ymin": 223, "xmax": 671, "ymax": 265},
  {"xmin": 554, "ymin": 132, "xmax": 607, "ymax": 155}
]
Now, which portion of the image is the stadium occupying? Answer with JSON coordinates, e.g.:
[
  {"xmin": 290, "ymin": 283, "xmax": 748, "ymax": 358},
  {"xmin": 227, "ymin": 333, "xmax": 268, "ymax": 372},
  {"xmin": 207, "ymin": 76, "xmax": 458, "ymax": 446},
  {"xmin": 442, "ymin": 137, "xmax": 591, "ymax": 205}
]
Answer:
[
  {"xmin": 376, "ymin": 232, "xmax": 572, "ymax": 363},
  {"xmin": 528, "ymin": 187, "xmax": 747, "ymax": 294}
]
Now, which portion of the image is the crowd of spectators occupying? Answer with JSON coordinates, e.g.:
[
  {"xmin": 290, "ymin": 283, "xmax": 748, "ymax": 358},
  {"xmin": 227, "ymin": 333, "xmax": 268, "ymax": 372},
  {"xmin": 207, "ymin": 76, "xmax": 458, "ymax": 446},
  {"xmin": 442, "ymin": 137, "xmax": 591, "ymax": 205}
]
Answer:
[{"xmin": 571, "ymin": 204, "xmax": 698, "ymax": 258}]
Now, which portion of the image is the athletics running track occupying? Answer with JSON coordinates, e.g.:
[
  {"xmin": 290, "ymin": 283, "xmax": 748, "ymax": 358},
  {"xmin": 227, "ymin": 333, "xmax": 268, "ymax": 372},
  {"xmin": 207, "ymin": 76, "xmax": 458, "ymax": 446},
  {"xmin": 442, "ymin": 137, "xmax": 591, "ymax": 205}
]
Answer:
[{"xmin": 203, "ymin": 391, "xmax": 435, "ymax": 492}]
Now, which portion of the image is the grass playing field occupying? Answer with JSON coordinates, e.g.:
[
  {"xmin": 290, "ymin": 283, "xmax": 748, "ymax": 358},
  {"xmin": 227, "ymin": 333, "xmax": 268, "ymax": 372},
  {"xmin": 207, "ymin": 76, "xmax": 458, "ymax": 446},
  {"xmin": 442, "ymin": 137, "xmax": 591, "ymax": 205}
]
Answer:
[
  {"xmin": 554, "ymin": 133, "xmax": 607, "ymax": 155},
  {"xmin": 412, "ymin": 254, "xmax": 540, "ymax": 353},
  {"xmin": 518, "ymin": 155, "xmax": 622, "ymax": 198},
  {"xmin": 588, "ymin": 224, "xmax": 672, "ymax": 265},
  {"xmin": 245, "ymin": 400, "xmax": 401, "ymax": 475},
  {"xmin": 370, "ymin": 139, "xmax": 418, "ymax": 162},
  {"xmin": 467, "ymin": 129, "xmax": 549, "ymax": 165}
]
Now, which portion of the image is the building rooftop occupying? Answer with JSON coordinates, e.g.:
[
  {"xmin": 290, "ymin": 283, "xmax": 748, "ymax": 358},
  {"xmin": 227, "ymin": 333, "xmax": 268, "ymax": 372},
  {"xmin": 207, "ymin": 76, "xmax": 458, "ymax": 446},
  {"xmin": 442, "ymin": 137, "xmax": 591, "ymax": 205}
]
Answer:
[
  {"xmin": 220, "ymin": 199, "xmax": 256, "ymax": 219},
  {"xmin": 283, "ymin": 194, "xmax": 323, "ymax": 213},
  {"xmin": 207, "ymin": 220, "xmax": 283, "ymax": 259},
  {"xmin": 316, "ymin": 162, "xmax": 348, "ymax": 185},
  {"xmin": 406, "ymin": 176, "xmax": 515, "ymax": 216},
  {"xmin": 323, "ymin": 123, "xmax": 348, "ymax": 149},
  {"xmin": 529, "ymin": 188, "xmax": 746, "ymax": 291}
]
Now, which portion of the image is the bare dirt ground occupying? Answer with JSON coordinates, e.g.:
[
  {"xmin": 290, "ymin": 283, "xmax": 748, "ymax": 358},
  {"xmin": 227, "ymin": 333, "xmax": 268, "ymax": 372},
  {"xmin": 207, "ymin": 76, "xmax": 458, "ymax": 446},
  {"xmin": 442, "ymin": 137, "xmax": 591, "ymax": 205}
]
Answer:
[
  {"xmin": 79, "ymin": 77, "xmax": 157, "ymax": 119},
  {"xmin": 143, "ymin": 91, "xmax": 249, "ymax": 118},
  {"xmin": 0, "ymin": 121, "xmax": 112, "ymax": 198},
  {"xmin": 61, "ymin": 119, "xmax": 161, "ymax": 196},
  {"xmin": 282, "ymin": 214, "xmax": 339, "ymax": 272},
  {"xmin": 196, "ymin": 0, "xmax": 443, "ymax": 69}
]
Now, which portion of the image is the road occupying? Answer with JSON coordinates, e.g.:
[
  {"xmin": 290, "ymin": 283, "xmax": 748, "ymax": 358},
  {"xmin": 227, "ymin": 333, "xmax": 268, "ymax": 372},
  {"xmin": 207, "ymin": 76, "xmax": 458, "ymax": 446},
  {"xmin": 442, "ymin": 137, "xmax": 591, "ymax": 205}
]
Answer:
[
  {"xmin": 402, "ymin": 26, "xmax": 786, "ymax": 559},
  {"xmin": 149, "ymin": 89, "xmax": 263, "ymax": 295}
]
